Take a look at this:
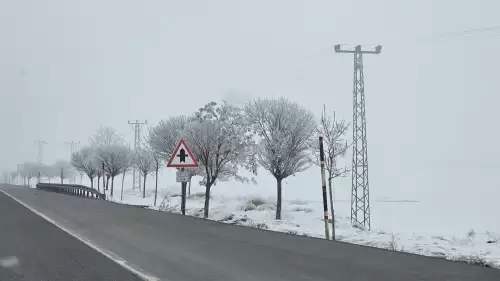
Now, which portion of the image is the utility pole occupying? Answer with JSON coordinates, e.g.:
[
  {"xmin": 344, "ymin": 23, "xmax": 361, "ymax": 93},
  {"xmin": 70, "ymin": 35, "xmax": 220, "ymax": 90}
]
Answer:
[
  {"xmin": 65, "ymin": 140, "xmax": 80, "ymax": 159},
  {"xmin": 128, "ymin": 120, "xmax": 147, "ymax": 191},
  {"xmin": 334, "ymin": 44, "xmax": 382, "ymax": 230},
  {"xmin": 37, "ymin": 140, "xmax": 47, "ymax": 163}
]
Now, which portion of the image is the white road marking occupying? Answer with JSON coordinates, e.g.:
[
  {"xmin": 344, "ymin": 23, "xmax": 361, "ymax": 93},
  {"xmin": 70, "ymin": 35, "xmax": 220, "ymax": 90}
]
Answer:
[{"xmin": 0, "ymin": 256, "xmax": 19, "ymax": 268}]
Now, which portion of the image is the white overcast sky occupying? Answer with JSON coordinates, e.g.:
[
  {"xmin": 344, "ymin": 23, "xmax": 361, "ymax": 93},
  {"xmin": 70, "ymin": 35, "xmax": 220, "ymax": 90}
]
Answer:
[{"xmin": 1, "ymin": 0, "xmax": 499, "ymax": 225}]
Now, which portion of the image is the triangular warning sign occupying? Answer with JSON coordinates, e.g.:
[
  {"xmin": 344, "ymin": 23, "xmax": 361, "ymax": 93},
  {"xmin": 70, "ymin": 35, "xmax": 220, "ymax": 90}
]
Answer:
[{"xmin": 167, "ymin": 139, "xmax": 199, "ymax": 168}]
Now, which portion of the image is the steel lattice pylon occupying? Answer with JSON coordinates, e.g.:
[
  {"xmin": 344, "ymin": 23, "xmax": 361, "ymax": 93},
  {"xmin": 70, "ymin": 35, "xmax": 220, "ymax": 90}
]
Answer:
[
  {"xmin": 335, "ymin": 44, "xmax": 381, "ymax": 230},
  {"xmin": 129, "ymin": 120, "xmax": 147, "ymax": 191}
]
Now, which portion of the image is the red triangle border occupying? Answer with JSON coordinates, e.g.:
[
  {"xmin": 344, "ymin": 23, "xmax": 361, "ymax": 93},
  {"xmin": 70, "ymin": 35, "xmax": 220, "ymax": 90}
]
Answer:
[{"xmin": 166, "ymin": 139, "xmax": 199, "ymax": 168}]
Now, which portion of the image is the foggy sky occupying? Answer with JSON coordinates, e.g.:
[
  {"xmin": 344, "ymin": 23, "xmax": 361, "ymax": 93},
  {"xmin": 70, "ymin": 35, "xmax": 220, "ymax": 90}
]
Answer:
[{"xmin": 1, "ymin": 0, "xmax": 499, "ymax": 224}]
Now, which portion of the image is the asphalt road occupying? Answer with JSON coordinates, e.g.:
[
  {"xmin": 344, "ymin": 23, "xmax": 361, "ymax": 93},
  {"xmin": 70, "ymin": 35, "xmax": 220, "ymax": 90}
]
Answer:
[
  {"xmin": 1, "ymin": 185, "xmax": 500, "ymax": 281},
  {"xmin": 0, "ymin": 187, "xmax": 143, "ymax": 281}
]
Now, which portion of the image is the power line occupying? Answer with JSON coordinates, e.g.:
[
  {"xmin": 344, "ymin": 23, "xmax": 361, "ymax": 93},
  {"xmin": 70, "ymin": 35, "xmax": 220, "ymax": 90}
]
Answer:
[
  {"xmin": 334, "ymin": 44, "xmax": 382, "ymax": 230},
  {"xmin": 431, "ymin": 25, "xmax": 500, "ymax": 39}
]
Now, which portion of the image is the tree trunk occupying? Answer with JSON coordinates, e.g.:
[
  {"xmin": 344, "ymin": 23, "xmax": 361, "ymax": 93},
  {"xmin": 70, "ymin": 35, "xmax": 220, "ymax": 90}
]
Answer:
[
  {"xmin": 111, "ymin": 176, "xmax": 115, "ymax": 197},
  {"xmin": 105, "ymin": 175, "xmax": 110, "ymax": 191},
  {"xmin": 154, "ymin": 168, "xmax": 159, "ymax": 206},
  {"xmin": 328, "ymin": 177, "xmax": 336, "ymax": 240},
  {"xmin": 203, "ymin": 183, "xmax": 212, "ymax": 218},
  {"xmin": 97, "ymin": 175, "xmax": 101, "ymax": 192},
  {"xmin": 28, "ymin": 178, "xmax": 31, "ymax": 187},
  {"xmin": 276, "ymin": 177, "xmax": 283, "ymax": 220},
  {"xmin": 121, "ymin": 172, "xmax": 126, "ymax": 201},
  {"xmin": 90, "ymin": 177, "xmax": 94, "ymax": 189},
  {"xmin": 142, "ymin": 173, "xmax": 147, "ymax": 198}
]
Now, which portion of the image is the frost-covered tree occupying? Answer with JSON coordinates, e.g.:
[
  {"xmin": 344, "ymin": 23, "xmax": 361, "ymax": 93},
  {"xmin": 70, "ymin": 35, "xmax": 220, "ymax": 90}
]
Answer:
[
  {"xmin": 42, "ymin": 164, "xmax": 55, "ymax": 182},
  {"xmin": 17, "ymin": 164, "xmax": 28, "ymax": 185},
  {"xmin": 185, "ymin": 101, "xmax": 257, "ymax": 218},
  {"xmin": 142, "ymin": 143, "xmax": 164, "ymax": 206},
  {"xmin": 10, "ymin": 171, "xmax": 18, "ymax": 184},
  {"xmin": 96, "ymin": 164, "xmax": 104, "ymax": 192},
  {"xmin": 134, "ymin": 148, "xmax": 156, "ymax": 198},
  {"xmin": 51, "ymin": 160, "xmax": 73, "ymax": 184},
  {"xmin": 312, "ymin": 107, "xmax": 351, "ymax": 223},
  {"xmin": 89, "ymin": 126, "xmax": 124, "ymax": 147},
  {"xmin": 119, "ymin": 155, "xmax": 134, "ymax": 201},
  {"xmin": 151, "ymin": 150, "xmax": 163, "ymax": 205},
  {"xmin": 20, "ymin": 162, "xmax": 43, "ymax": 186},
  {"xmin": 97, "ymin": 144, "xmax": 132, "ymax": 197},
  {"xmin": 89, "ymin": 126, "xmax": 124, "ymax": 191},
  {"xmin": 245, "ymin": 97, "xmax": 316, "ymax": 220},
  {"xmin": 71, "ymin": 146, "xmax": 98, "ymax": 189},
  {"xmin": 148, "ymin": 116, "xmax": 188, "ymax": 161}
]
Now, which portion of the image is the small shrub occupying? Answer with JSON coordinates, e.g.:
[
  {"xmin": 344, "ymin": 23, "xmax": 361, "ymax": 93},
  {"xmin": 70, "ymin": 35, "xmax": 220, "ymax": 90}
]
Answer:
[
  {"xmin": 451, "ymin": 236, "xmax": 474, "ymax": 246},
  {"xmin": 256, "ymin": 203, "xmax": 277, "ymax": 211},
  {"xmin": 189, "ymin": 208, "xmax": 205, "ymax": 218},
  {"xmin": 467, "ymin": 229, "xmax": 476, "ymax": 240},
  {"xmin": 157, "ymin": 193, "xmax": 179, "ymax": 212},
  {"xmin": 352, "ymin": 222, "xmax": 367, "ymax": 231},
  {"xmin": 248, "ymin": 196, "xmax": 267, "ymax": 206},
  {"xmin": 292, "ymin": 206, "xmax": 313, "ymax": 213},
  {"xmin": 286, "ymin": 230, "xmax": 299, "ymax": 235},
  {"xmin": 239, "ymin": 201, "xmax": 257, "ymax": 211},
  {"xmin": 289, "ymin": 199, "xmax": 308, "ymax": 205},
  {"xmin": 250, "ymin": 222, "xmax": 268, "ymax": 230},
  {"xmin": 219, "ymin": 214, "xmax": 235, "ymax": 222},
  {"xmin": 388, "ymin": 234, "xmax": 398, "ymax": 251},
  {"xmin": 432, "ymin": 235, "xmax": 447, "ymax": 241},
  {"xmin": 450, "ymin": 254, "xmax": 492, "ymax": 267},
  {"xmin": 229, "ymin": 215, "xmax": 250, "ymax": 226},
  {"xmin": 486, "ymin": 231, "xmax": 499, "ymax": 243},
  {"xmin": 158, "ymin": 200, "xmax": 179, "ymax": 213}
]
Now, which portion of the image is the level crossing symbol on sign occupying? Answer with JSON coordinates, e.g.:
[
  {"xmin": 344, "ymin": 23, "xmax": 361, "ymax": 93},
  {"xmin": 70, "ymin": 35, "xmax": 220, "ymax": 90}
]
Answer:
[{"xmin": 166, "ymin": 139, "xmax": 199, "ymax": 168}]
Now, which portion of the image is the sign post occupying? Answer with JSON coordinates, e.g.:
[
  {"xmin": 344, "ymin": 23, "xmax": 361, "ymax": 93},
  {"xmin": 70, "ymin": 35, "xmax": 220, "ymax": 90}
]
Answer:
[{"xmin": 167, "ymin": 139, "xmax": 199, "ymax": 215}]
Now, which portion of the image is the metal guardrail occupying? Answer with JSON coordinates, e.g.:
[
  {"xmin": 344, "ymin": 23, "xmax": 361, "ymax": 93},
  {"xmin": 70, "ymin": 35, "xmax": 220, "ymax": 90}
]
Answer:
[{"xmin": 36, "ymin": 183, "xmax": 105, "ymax": 200}]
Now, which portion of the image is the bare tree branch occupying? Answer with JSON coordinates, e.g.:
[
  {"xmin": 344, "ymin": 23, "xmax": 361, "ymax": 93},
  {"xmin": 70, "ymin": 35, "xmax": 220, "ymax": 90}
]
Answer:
[{"xmin": 312, "ymin": 106, "xmax": 352, "ymax": 181}]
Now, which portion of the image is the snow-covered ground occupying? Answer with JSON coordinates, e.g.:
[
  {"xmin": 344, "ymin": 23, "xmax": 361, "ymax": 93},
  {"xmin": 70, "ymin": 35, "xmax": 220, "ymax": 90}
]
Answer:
[{"xmin": 100, "ymin": 183, "xmax": 500, "ymax": 269}]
